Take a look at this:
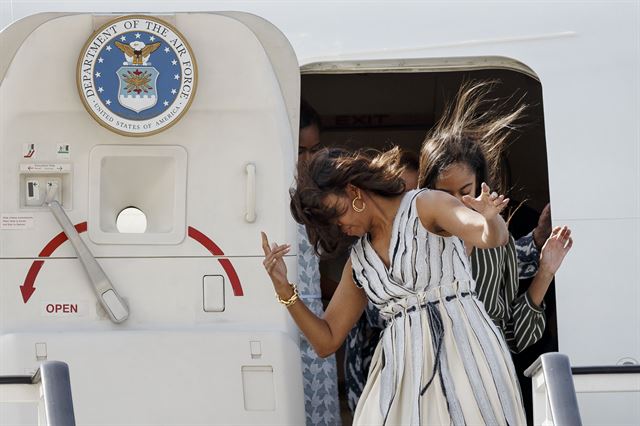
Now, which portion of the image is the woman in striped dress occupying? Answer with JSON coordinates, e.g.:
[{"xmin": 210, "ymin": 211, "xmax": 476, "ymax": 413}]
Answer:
[
  {"xmin": 262, "ymin": 145, "xmax": 528, "ymax": 425},
  {"xmin": 418, "ymin": 81, "xmax": 573, "ymax": 353}
]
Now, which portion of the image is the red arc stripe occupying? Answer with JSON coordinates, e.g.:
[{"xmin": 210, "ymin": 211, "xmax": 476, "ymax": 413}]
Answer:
[
  {"xmin": 39, "ymin": 222, "xmax": 87, "ymax": 257},
  {"xmin": 21, "ymin": 223, "xmax": 244, "ymax": 303},
  {"xmin": 187, "ymin": 226, "xmax": 244, "ymax": 296}
]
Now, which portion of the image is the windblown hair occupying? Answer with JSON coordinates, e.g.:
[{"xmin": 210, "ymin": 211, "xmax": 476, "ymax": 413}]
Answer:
[
  {"xmin": 398, "ymin": 149, "xmax": 420, "ymax": 173},
  {"xmin": 417, "ymin": 80, "xmax": 526, "ymax": 196},
  {"xmin": 290, "ymin": 147, "xmax": 406, "ymax": 256}
]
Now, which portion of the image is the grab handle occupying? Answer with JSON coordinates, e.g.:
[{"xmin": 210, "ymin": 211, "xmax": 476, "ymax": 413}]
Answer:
[
  {"xmin": 45, "ymin": 183, "xmax": 129, "ymax": 323},
  {"xmin": 245, "ymin": 163, "xmax": 256, "ymax": 223}
]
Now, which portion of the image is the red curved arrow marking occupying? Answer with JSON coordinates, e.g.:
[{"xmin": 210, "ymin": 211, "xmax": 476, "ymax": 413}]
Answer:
[
  {"xmin": 21, "ymin": 222, "xmax": 243, "ymax": 303},
  {"xmin": 20, "ymin": 222, "xmax": 87, "ymax": 303},
  {"xmin": 188, "ymin": 226, "xmax": 243, "ymax": 296}
]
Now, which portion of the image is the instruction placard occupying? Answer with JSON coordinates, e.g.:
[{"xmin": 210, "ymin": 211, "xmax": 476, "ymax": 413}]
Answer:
[
  {"xmin": 19, "ymin": 163, "xmax": 71, "ymax": 173},
  {"xmin": 1, "ymin": 214, "xmax": 34, "ymax": 229}
]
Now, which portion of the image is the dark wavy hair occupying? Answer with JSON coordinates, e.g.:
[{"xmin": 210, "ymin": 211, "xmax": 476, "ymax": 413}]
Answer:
[
  {"xmin": 290, "ymin": 147, "xmax": 406, "ymax": 256},
  {"xmin": 418, "ymin": 80, "xmax": 525, "ymax": 196}
]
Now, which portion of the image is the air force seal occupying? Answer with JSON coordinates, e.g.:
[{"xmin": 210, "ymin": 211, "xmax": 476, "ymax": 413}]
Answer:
[{"xmin": 77, "ymin": 15, "xmax": 197, "ymax": 136}]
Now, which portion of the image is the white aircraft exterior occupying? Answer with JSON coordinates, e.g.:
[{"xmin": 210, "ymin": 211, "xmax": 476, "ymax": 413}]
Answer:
[{"xmin": 0, "ymin": 1, "xmax": 638, "ymax": 425}]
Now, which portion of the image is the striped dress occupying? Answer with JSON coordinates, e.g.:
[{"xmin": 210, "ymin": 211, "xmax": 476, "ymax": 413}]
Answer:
[
  {"xmin": 350, "ymin": 189, "xmax": 526, "ymax": 425},
  {"xmin": 471, "ymin": 237, "xmax": 546, "ymax": 353}
]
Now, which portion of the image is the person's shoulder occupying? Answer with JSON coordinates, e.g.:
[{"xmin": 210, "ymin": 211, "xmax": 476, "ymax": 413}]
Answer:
[
  {"xmin": 414, "ymin": 188, "xmax": 444, "ymax": 226},
  {"xmin": 415, "ymin": 188, "xmax": 451, "ymax": 213},
  {"xmin": 413, "ymin": 189, "xmax": 456, "ymax": 235}
]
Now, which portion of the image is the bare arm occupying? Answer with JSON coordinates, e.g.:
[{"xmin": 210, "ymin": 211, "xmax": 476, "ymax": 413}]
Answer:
[
  {"xmin": 416, "ymin": 184, "xmax": 509, "ymax": 249},
  {"xmin": 261, "ymin": 232, "xmax": 367, "ymax": 357}
]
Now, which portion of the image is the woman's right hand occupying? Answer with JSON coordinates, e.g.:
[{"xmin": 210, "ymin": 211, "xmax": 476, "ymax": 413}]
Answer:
[
  {"xmin": 261, "ymin": 232, "xmax": 292, "ymax": 295},
  {"xmin": 461, "ymin": 182, "xmax": 509, "ymax": 219}
]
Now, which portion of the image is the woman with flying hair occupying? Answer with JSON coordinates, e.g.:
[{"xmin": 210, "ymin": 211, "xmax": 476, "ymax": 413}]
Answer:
[
  {"xmin": 343, "ymin": 149, "xmax": 420, "ymax": 415},
  {"xmin": 418, "ymin": 81, "xmax": 573, "ymax": 354},
  {"xmin": 261, "ymin": 147, "xmax": 527, "ymax": 422}
]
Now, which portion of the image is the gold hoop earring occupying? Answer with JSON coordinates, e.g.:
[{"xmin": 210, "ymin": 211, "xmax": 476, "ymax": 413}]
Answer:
[{"xmin": 352, "ymin": 193, "xmax": 366, "ymax": 213}]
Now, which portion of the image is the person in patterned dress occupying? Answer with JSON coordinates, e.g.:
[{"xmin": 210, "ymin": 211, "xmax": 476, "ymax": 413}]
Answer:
[
  {"xmin": 261, "ymin": 140, "xmax": 544, "ymax": 424},
  {"xmin": 343, "ymin": 145, "xmax": 561, "ymax": 412},
  {"xmin": 295, "ymin": 100, "xmax": 341, "ymax": 426}
]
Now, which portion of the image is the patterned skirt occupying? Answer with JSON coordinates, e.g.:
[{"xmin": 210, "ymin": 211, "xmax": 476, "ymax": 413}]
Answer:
[
  {"xmin": 353, "ymin": 281, "xmax": 526, "ymax": 425},
  {"xmin": 300, "ymin": 298, "xmax": 341, "ymax": 426}
]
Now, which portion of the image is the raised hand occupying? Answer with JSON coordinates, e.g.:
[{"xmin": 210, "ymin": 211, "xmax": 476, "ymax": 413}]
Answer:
[
  {"xmin": 461, "ymin": 182, "xmax": 509, "ymax": 219},
  {"xmin": 261, "ymin": 231, "xmax": 291, "ymax": 290},
  {"xmin": 539, "ymin": 225, "xmax": 573, "ymax": 275}
]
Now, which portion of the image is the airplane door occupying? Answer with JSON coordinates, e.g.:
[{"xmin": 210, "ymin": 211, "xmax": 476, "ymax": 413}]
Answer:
[{"xmin": 0, "ymin": 12, "xmax": 304, "ymax": 425}]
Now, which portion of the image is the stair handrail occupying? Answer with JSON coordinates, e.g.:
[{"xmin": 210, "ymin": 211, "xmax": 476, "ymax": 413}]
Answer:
[{"xmin": 524, "ymin": 352, "xmax": 582, "ymax": 426}]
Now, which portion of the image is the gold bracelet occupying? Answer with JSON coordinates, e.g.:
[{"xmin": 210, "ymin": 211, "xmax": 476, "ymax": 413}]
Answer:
[{"xmin": 276, "ymin": 283, "xmax": 299, "ymax": 307}]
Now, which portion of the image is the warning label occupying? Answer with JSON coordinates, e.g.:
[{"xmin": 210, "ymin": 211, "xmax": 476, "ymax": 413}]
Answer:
[{"xmin": 1, "ymin": 214, "xmax": 34, "ymax": 229}]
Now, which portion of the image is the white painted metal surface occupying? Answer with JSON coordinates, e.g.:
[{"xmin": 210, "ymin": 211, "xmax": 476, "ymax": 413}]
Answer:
[
  {"xmin": 574, "ymin": 372, "xmax": 640, "ymax": 426},
  {"xmin": 0, "ymin": 1, "xmax": 638, "ymax": 424},
  {"xmin": 0, "ymin": 11, "xmax": 304, "ymax": 425}
]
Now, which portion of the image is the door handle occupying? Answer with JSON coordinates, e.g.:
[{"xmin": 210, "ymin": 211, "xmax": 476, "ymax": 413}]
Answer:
[{"xmin": 245, "ymin": 163, "xmax": 256, "ymax": 223}]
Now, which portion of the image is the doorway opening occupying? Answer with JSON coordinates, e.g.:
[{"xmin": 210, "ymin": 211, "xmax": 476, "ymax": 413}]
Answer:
[{"xmin": 302, "ymin": 58, "xmax": 556, "ymax": 424}]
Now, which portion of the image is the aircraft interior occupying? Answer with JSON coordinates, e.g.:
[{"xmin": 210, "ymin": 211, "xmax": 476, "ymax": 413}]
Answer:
[{"xmin": 302, "ymin": 67, "xmax": 554, "ymax": 423}]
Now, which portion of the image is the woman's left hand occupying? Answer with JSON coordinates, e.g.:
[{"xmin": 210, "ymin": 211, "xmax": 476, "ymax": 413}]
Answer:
[
  {"xmin": 261, "ymin": 232, "xmax": 292, "ymax": 293},
  {"xmin": 462, "ymin": 182, "xmax": 509, "ymax": 219},
  {"xmin": 539, "ymin": 225, "xmax": 573, "ymax": 275}
]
